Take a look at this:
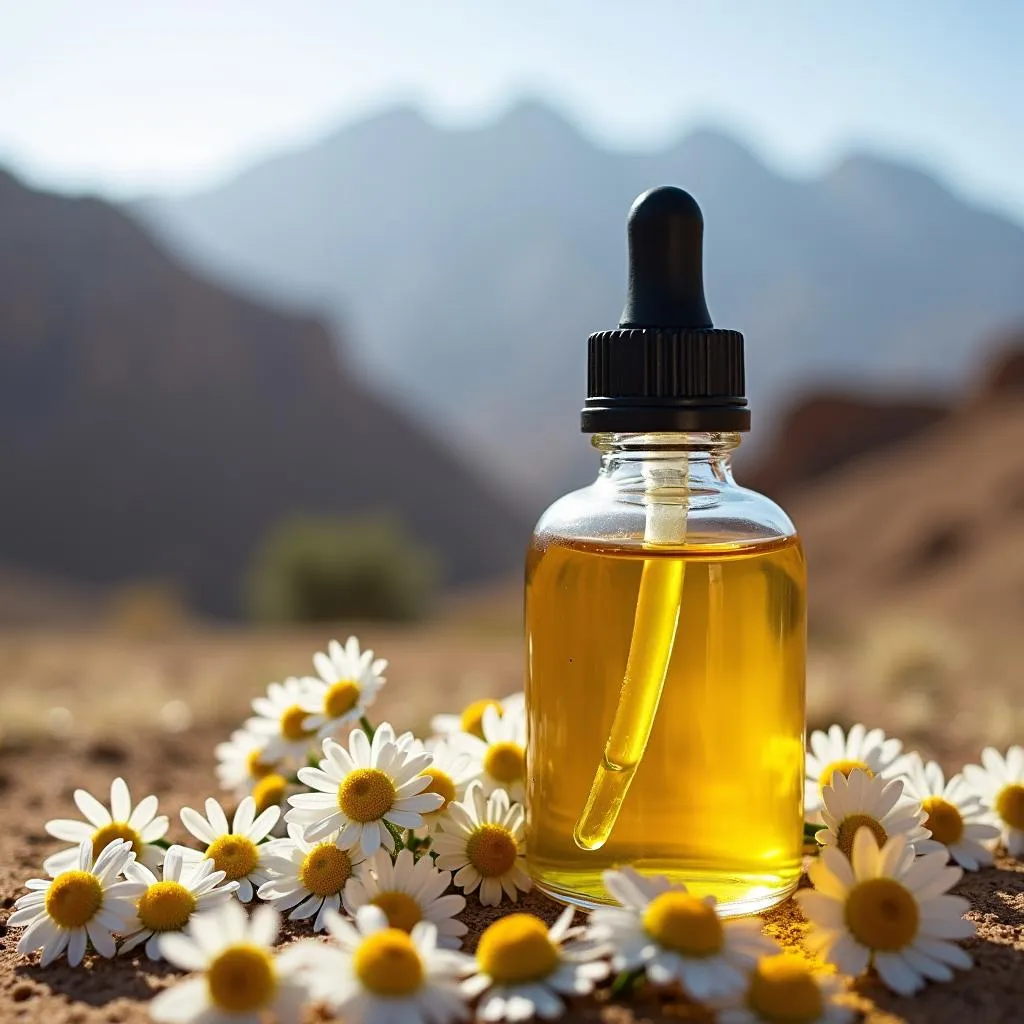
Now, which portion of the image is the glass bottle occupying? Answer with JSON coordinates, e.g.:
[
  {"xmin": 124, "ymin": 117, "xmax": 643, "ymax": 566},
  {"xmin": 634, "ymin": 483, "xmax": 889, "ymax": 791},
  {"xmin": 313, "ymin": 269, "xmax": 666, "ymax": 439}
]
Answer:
[{"xmin": 524, "ymin": 188, "xmax": 806, "ymax": 915}]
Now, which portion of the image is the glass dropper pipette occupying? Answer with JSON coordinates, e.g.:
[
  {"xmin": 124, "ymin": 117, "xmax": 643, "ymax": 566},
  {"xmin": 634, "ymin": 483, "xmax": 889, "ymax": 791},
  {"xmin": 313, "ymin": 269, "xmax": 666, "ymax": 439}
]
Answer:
[{"xmin": 574, "ymin": 185, "xmax": 748, "ymax": 850}]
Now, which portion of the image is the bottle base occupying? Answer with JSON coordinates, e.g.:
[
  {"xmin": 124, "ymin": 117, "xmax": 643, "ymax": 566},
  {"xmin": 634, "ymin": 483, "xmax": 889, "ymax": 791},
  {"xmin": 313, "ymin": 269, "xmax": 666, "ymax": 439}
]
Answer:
[{"xmin": 533, "ymin": 867, "xmax": 800, "ymax": 918}]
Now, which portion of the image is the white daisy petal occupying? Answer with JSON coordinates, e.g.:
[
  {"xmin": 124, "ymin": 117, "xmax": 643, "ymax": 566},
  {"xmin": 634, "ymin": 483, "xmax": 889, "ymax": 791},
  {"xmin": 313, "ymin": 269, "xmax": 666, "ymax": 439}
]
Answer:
[
  {"xmin": 874, "ymin": 952, "xmax": 924, "ymax": 996},
  {"xmin": 180, "ymin": 807, "xmax": 217, "ymax": 844},
  {"xmin": 74, "ymin": 789, "xmax": 112, "ymax": 827},
  {"xmin": 232, "ymin": 797, "xmax": 256, "ymax": 835},
  {"xmin": 45, "ymin": 819, "xmax": 95, "ymax": 843},
  {"xmin": 109, "ymin": 778, "xmax": 132, "ymax": 822},
  {"xmin": 149, "ymin": 976, "xmax": 212, "ymax": 1023}
]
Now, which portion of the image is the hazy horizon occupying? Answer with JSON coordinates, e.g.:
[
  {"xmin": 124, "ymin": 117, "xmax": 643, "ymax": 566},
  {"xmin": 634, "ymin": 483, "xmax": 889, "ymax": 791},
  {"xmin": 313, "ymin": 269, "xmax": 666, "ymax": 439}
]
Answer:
[{"xmin": 2, "ymin": 1, "xmax": 1023, "ymax": 222}]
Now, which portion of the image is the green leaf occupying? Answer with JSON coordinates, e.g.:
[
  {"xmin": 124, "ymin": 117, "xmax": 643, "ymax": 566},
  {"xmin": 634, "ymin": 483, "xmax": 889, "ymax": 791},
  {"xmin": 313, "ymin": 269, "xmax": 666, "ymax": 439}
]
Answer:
[
  {"xmin": 384, "ymin": 820, "xmax": 406, "ymax": 850},
  {"xmin": 804, "ymin": 821, "xmax": 822, "ymax": 842},
  {"xmin": 609, "ymin": 969, "xmax": 644, "ymax": 999}
]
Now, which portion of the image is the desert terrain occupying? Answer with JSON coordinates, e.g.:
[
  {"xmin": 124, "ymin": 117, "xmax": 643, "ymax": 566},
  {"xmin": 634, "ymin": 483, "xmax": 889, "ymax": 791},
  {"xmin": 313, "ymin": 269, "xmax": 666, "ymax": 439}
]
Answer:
[{"xmin": 0, "ymin": 618, "xmax": 1022, "ymax": 1023}]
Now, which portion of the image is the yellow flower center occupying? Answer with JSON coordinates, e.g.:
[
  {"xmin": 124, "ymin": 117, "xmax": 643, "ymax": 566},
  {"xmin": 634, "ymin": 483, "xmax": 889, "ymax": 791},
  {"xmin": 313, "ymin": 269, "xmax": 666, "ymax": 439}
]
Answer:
[
  {"xmin": 279, "ymin": 704, "xmax": 314, "ymax": 742},
  {"xmin": 483, "ymin": 741, "xmax": 525, "ymax": 786},
  {"xmin": 298, "ymin": 843, "xmax": 353, "ymax": 898},
  {"xmin": 477, "ymin": 914, "xmax": 559, "ymax": 984},
  {"xmin": 460, "ymin": 699, "xmax": 501, "ymax": 739},
  {"xmin": 44, "ymin": 870, "xmax": 103, "ymax": 929},
  {"xmin": 245, "ymin": 749, "xmax": 277, "ymax": 780},
  {"xmin": 252, "ymin": 773, "xmax": 288, "ymax": 815},
  {"xmin": 921, "ymin": 796, "xmax": 965, "ymax": 846},
  {"xmin": 370, "ymin": 891, "xmax": 423, "ymax": 933},
  {"xmin": 206, "ymin": 944, "xmax": 277, "ymax": 1013},
  {"xmin": 324, "ymin": 679, "xmax": 362, "ymax": 719},
  {"xmin": 845, "ymin": 878, "xmax": 919, "ymax": 951},
  {"xmin": 91, "ymin": 822, "xmax": 143, "ymax": 861},
  {"xmin": 835, "ymin": 815, "xmax": 888, "ymax": 860},
  {"xmin": 819, "ymin": 758, "xmax": 873, "ymax": 792},
  {"xmin": 995, "ymin": 783, "xmax": 1024, "ymax": 831},
  {"xmin": 746, "ymin": 954, "xmax": 824, "ymax": 1024},
  {"xmin": 466, "ymin": 823, "xmax": 519, "ymax": 878},
  {"xmin": 205, "ymin": 835, "xmax": 259, "ymax": 881},
  {"xmin": 354, "ymin": 929, "xmax": 424, "ymax": 996},
  {"xmin": 137, "ymin": 881, "xmax": 196, "ymax": 933},
  {"xmin": 642, "ymin": 891, "xmax": 724, "ymax": 958},
  {"xmin": 338, "ymin": 768, "xmax": 396, "ymax": 823},
  {"xmin": 420, "ymin": 767, "xmax": 457, "ymax": 816}
]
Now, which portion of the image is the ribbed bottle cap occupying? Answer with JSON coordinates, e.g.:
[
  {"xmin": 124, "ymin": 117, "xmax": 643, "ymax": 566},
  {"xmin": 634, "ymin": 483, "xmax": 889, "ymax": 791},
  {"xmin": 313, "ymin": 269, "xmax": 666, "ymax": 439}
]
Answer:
[{"xmin": 581, "ymin": 186, "xmax": 750, "ymax": 433}]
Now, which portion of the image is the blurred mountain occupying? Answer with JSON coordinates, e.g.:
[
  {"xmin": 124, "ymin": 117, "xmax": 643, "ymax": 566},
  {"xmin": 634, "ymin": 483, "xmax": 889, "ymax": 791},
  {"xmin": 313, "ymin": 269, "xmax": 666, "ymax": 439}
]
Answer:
[
  {"xmin": 0, "ymin": 169, "xmax": 528, "ymax": 617},
  {"xmin": 137, "ymin": 101, "xmax": 1024, "ymax": 499}
]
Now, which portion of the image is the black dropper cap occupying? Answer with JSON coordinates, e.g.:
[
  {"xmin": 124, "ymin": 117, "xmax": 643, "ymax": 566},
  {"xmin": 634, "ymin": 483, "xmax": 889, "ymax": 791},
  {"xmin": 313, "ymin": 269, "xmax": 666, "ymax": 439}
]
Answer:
[{"xmin": 581, "ymin": 186, "xmax": 749, "ymax": 433}]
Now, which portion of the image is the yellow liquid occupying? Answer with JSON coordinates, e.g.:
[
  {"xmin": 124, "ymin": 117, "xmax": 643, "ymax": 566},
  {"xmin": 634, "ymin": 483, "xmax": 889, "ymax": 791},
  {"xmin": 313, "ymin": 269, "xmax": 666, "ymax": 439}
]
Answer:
[{"xmin": 525, "ymin": 533, "xmax": 806, "ymax": 914}]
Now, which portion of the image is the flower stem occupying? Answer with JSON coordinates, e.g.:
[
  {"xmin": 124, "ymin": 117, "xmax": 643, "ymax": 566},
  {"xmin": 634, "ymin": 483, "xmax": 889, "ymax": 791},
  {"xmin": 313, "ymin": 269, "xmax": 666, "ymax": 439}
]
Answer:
[{"xmin": 360, "ymin": 715, "xmax": 376, "ymax": 739}]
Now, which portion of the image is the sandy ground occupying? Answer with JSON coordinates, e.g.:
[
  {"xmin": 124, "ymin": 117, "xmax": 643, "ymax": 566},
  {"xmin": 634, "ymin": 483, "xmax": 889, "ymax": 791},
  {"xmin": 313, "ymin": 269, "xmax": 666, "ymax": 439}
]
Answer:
[{"xmin": 1, "ymin": 724, "xmax": 1022, "ymax": 1024}]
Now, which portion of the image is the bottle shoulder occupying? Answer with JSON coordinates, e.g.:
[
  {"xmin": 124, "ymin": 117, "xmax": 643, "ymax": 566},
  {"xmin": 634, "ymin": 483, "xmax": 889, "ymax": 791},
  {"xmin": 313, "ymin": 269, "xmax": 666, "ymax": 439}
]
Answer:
[{"xmin": 533, "ymin": 478, "xmax": 798, "ymax": 549}]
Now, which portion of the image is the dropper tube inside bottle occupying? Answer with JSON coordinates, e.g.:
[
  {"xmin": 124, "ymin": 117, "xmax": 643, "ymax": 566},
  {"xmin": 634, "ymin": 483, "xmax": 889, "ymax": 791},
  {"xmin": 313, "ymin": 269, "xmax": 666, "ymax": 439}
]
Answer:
[{"xmin": 573, "ymin": 458, "xmax": 688, "ymax": 850}]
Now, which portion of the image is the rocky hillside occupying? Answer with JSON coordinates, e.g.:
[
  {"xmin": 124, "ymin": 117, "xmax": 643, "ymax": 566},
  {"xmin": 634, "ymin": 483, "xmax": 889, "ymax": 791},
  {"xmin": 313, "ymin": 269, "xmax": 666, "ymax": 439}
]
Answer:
[
  {"xmin": 0, "ymin": 169, "xmax": 528, "ymax": 617},
  {"xmin": 745, "ymin": 393, "xmax": 951, "ymax": 497},
  {"xmin": 789, "ymin": 342, "xmax": 1024, "ymax": 643}
]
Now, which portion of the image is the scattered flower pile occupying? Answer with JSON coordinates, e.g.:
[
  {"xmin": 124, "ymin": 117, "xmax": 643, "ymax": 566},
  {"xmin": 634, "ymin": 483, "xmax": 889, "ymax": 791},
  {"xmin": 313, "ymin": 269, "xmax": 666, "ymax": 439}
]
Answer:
[{"xmin": 6, "ymin": 635, "xmax": 1023, "ymax": 1023}]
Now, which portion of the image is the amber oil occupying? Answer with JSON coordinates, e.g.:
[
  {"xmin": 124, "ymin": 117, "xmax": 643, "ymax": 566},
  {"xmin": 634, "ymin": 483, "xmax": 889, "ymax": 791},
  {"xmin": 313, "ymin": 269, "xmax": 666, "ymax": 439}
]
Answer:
[{"xmin": 525, "ymin": 533, "xmax": 806, "ymax": 914}]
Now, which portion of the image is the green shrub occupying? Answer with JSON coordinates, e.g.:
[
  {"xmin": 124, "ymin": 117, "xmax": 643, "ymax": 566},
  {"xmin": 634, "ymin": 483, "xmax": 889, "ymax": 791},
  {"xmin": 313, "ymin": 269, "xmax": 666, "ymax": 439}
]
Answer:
[{"xmin": 247, "ymin": 515, "xmax": 436, "ymax": 623}]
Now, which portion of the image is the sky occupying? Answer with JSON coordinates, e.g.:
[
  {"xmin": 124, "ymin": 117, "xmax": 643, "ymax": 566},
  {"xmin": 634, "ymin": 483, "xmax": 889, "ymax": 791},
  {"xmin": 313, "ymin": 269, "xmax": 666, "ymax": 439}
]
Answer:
[{"xmin": 2, "ymin": 1, "xmax": 1023, "ymax": 221}]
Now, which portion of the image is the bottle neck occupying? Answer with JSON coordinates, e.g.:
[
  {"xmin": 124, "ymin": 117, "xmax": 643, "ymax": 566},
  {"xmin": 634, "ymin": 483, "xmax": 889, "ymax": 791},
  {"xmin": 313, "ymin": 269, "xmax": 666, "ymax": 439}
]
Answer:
[{"xmin": 593, "ymin": 432, "xmax": 740, "ymax": 491}]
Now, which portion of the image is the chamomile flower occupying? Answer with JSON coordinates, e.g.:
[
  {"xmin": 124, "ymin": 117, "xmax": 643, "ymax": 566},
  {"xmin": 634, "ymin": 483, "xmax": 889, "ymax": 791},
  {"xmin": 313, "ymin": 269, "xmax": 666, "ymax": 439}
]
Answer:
[
  {"xmin": 304, "ymin": 905, "xmax": 474, "ymax": 1024},
  {"xmin": 178, "ymin": 796, "xmax": 280, "ymax": 902},
  {"xmin": 816, "ymin": 768, "xmax": 938, "ymax": 860},
  {"xmin": 344, "ymin": 848, "xmax": 467, "ymax": 948},
  {"xmin": 796, "ymin": 829, "xmax": 975, "ymax": 996},
  {"xmin": 43, "ymin": 776, "xmax": 169, "ymax": 876},
  {"xmin": 245, "ymin": 676, "xmax": 320, "ymax": 767},
  {"xmin": 432, "ymin": 692, "xmax": 524, "ymax": 742},
  {"xmin": 715, "ymin": 954, "xmax": 854, "ymax": 1024},
  {"xmin": 805, "ymin": 724, "xmax": 905, "ymax": 818},
  {"xmin": 215, "ymin": 728, "xmax": 279, "ymax": 797},
  {"xmin": 962, "ymin": 745, "xmax": 1024, "ymax": 857},
  {"xmin": 898, "ymin": 754, "xmax": 1000, "ymax": 870},
  {"xmin": 462, "ymin": 907, "xmax": 609, "ymax": 1021},
  {"xmin": 452, "ymin": 704, "xmax": 527, "ymax": 802},
  {"xmin": 118, "ymin": 847, "xmax": 239, "ymax": 960},
  {"xmin": 251, "ymin": 773, "xmax": 300, "ymax": 836},
  {"xmin": 585, "ymin": 867, "xmax": 777, "ymax": 1001},
  {"xmin": 9, "ymin": 838, "xmax": 145, "ymax": 967},
  {"xmin": 301, "ymin": 636, "xmax": 388, "ymax": 740},
  {"xmin": 405, "ymin": 737, "xmax": 482, "ymax": 830},
  {"xmin": 150, "ymin": 902, "xmax": 310, "ymax": 1024},
  {"xmin": 287, "ymin": 725, "xmax": 443, "ymax": 855},
  {"xmin": 257, "ymin": 822, "xmax": 365, "ymax": 932},
  {"xmin": 433, "ymin": 781, "xmax": 531, "ymax": 906}
]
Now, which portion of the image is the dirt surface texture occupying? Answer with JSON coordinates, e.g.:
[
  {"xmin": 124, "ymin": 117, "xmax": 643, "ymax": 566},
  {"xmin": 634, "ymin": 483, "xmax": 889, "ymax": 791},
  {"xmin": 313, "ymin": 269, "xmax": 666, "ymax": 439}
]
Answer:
[{"xmin": 1, "ymin": 728, "xmax": 1022, "ymax": 1024}]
